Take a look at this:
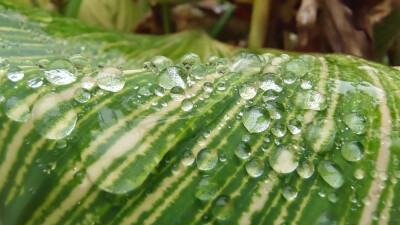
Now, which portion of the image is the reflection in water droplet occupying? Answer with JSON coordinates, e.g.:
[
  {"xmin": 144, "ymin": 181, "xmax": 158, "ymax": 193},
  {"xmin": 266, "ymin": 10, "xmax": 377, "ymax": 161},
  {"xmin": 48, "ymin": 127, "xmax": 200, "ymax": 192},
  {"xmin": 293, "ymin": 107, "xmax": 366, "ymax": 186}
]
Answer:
[
  {"xmin": 246, "ymin": 157, "xmax": 264, "ymax": 177},
  {"xmin": 296, "ymin": 160, "xmax": 314, "ymax": 178},
  {"xmin": 4, "ymin": 96, "xmax": 30, "ymax": 122},
  {"xmin": 328, "ymin": 192, "xmax": 338, "ymax": 203},
  {"xmin": 269, "ymin": 146, "xmax": 299, "ymax": 174},
  {"xmin": 32, "ymin": 93, "xmax": 77, "ymax": 140},
  {"xmin": 341, "ymin": 141, "xmax": 364, "ymax": 162},
  {"xmin": 195, "ymin": 176, "xmax": 218, "ymax": 200},
  {"xmin": 242, "ymin": 106, "xmax": 271, "ymax": 133},
  {"xmin": 212, "ymin": 195, "xmax": 233, "ymax": 220},
  {"xmin": 317, "ymin": 161, "xmax": 344, "ymax": 188},
  {"xmin": 96, "ymin": 67, "xmax": 125, "ymax": 92},
  {"xmin": 235, "ymin": 142, "xmax": 251, "ymax": 159},
  {"xmin": 239, "ymin": 83, "xmax": 257, "ymax": 100},
  {"xmin": 74, "ymin": 88, "xmax": 91, "ymax": 103},
  {"xmin": 206, "ymin": 56, "xmax": 219, "ymax": 65},
  {"xmin": 157, "ymin": 66, "xmax": 187, "ymax": 90},
  {"xmin": 196, "ymin": 148, "xmax": 218, "ymax": 171},
  {"xmin": 6, "ymin": 66, "xmax": 24, "ymax": 82},
  {"xmin": 343, "ymin": 113, "xmax": 366, "ymax": 135},
  {"xmin": 45, "ymin": 59, "xmax": 77, "ymax": 85}
]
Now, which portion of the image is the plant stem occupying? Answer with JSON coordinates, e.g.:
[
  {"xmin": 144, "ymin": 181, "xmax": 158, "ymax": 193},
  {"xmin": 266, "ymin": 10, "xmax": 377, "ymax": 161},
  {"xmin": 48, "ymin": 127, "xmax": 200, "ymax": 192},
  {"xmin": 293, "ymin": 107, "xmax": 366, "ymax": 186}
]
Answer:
[
  {"xmin": 161, "ymin": 4, "xmax": 172, "ymax": 34},
  {"xmin": 248, "ymin": 0, "xmax": 270, "ymax": 49},
  {"xmin": 209, "ymin": 3, "xmax": 236, "ymax": 38}
]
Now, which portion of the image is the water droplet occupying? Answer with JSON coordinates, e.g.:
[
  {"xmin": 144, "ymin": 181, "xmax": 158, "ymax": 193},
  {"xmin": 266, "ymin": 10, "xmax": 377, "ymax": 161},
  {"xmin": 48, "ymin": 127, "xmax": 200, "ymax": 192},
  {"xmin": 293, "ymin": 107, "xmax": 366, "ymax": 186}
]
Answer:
[
  {"xmin": 341, "ymin": 141, "xmax": 364, "ymax": 162},
  {"xmin": 282, "ymin": 186, "xmax": 298, "ymax": 201},
  {"xmin": 212, "ymin": 195, "xmax": 233, "ymax": 220},
  {"xmin": 74, "ymin": 88, "xmax": 91, "ymax": 103},
  {"xmin": 246, "ymin": 157, "xmax": 264, "ymax": 177},
  {"xmin": 81, "ymin": 76, "xmax": 96, "ymax": 90},
  {"xmin": 181, "ymin": 53, "xmax": 201, "ymax": 68},
  {"xmin": 182, "ymin": 150, "xmax": 195, "ymax": 166},
  {"xmin": 265, "ymin": 101, "xmax": 285, "ymax": 120},
  {"xmin": 45, "ymin": 59, "xmax": 77, "ymax": 85},
  {"xmin": 260, "ymin": 73, "xmax": 283, "ymax": 92},
  {"xmin": 181, "ymin": 99, "xmax": 193, "ymax": 111},
  {"xmin": 242, "ymin": 134, "xmax": 250, "ymax": 142},
  {"xmin": 317, "ymin": 161, "xmax": 344, "ymax": 188},
  {"xmin": 190, "ymin": 63, "xmax": 207, "ymax": 80},
  {"xmin": 0, "ymin": 94, "xmax": 5, "ymax": 102},
  {"xmin": 69, "ymin": 54, "xmax": 88, "ymax": 67},
  {"xmin": 96, "ymin": 67, "xmax": 125, "ymax": 92},
  {"xmin": 170, "ymin": 86, "xmax": 186, "ymax": 101},
  {"xmin": 6, "ymin": 66, "xmax": 24, "ymax": 82},
  {"xmin": 239, "ymin": 83, "xmax": 257, "ymax": 100},
  {"xmin": 235, "ymin": 142, "xmax": 251, "ymax": 159},
  {"xmin": 287, "ymin": 119, "xmax": 302, "ymax": 134},
  {"xmin": 228, "ymin": 52, "xmax": 263, "ymax": 76},
  {"xmin": 3, "ymin": 96, "xmax": 30, "ymax": 122},
  {"xmin": 38, "ymin": 59, "xmax": 50, "ymax": 68},
  {"xmin": 271, "ymin": 57, "xmax": 284, "ymax": 66},
  {"xmin": 242, "ymin": 106, "xmax": 271, "ymax": 133},
  {"xmin": 295, "ymin": 90, "xmax": 327, "ymax": 111},
  {"xmin": 285, "ymin": 58, "xmax": 309, "ymax": 77},
  {"xmin": 328, "ymin": 192, "xmax": 338, "ymax": 203},
  {"xmin": 216, "ymin": 82, "xmax": 226, "ymax": 91},
  {"xmin": 343, "ymin": 113, "xmax": 366, "ymax": 135},
  {"xmin": 150, "ymin": 56, "xmax": 173, "ymax": 74},
  {"xmin": 138, "ymin": 86, "xmax": 152, "ymax": 96},
  {"xmin": 195, "ymin": 176, "xmax": 218, "ymax": 200},
  {"xmin": 281, "ymin": 71, "xmax": 298, "ymax": 84},
  {"xmin": 206, "ymin": 56, "xmax": 219, "ymax": 65},
  {"xmin": 216, "ymin": 64, "xmax": 228, "ymax": 74},
  {"xmin": 196, "ymin": 148, "xmax": 218, "ymax": 171},
  {"xmin": 301, "ymin": 80, "xmax": 313, "ymax": 89},
  {"xmin": 26, "ymin": 71, "xmax": 44, "ymax": 88},
  {"xmin": 32, "ymin": 93, "xmax": 77, "ymax": 140},
  {"xmin": 353, "ymin": 168, "xmax": 364, "ymax": 180},
  {"xmin": 271, "ymin": 122, "xmax": 287, "ymax": 137},
  {"xmin": 269, "ymin": 146, "xmax": 299, "ymax": 174},
  {"xmin": 157, "ymin": 66, "xmax": 187, "ymax": 90},
  {"xmin": 296, "ymin": 160, "xmax": 314, "ymax": 178},
  {"xmin": 262, "ymin": 90, "xmax": 278, "ymax": 102},
  {"xmin": 203, "ymin": 82, "xmax": 213, "ymax": 92}
]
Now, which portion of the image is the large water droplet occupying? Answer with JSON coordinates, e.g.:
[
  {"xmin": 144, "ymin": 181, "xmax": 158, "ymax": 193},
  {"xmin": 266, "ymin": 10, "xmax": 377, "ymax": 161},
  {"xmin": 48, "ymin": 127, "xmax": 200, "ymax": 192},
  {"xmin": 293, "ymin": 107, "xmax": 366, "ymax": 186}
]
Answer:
[
  {"xmin": 32, "ymin": 93, "xmax": 77, "ymax": 140},
  {"xmin": 196, "ymin": 148, "xmax": 218, "ymax": 171},
  {"xmin": 296, "ymin": 160, "xmax": 314, "ymax": 178},
  {"xmin": 317, "ymin": 161, "xmax": 344, "ymax": 188},
  {"xmin": 285, "ymin": 58, "xmax": 309, "ymax": 77},
  {"xmin": 341, "ymin": 141, "xmax": 364, "ymax": 162},
  {"xmin": 3, "ymin": 96, "xmax": 30, "ymax": 122},
  {"xmin": 269, "ymin": 146, "xmax": 299, "ymax": 174},
  {"xmin": 343, "ymin": 113, "xmax": 366, "ymax": 135},
  {"xmin": 295, "ymin": 90, "xmax": 327, "ymax": 111},
  {"xmin": 170, "ymin": 86, "xmax": 186, "ymax": 101},
  {"xmin": 181, "ymin": 99, "xmax": 193, "ymax": 111},
  {"xmin": 195, "ymin": 176, "xmax": 218, "ymax": 200},
  {"xmin": 181, "ymin": 53, "xmax": 201, "ymax": 69},
  {"xmin": 242, "ymin": 106, "xmax": 271, "ymax": 133},
  {"xmin": 212, "ymin": 195, "xmax": 233, "ymax": 220},
  {"xmin": 281, "ymin": 71, "xmax": 298, "ymax": 84},
  {"xmin": 157, "ymin": 66, "xmax": 187, "ymax": 90},
  {"xmin": 239, "ymin": 83, "xmax": 257, "ymax": 100},
  {"xmin": 45, "ymin": 59, "xmax": 77, "ymax": 85},
  {"xmin": 74, "ymin": 88, "xmax": 91, "ymax": 103},
  {"xmin": 206, "ymin": 56, "xmax": 219, "ymax": 65},
  {"xmin": 150, "ymin": 55, "xmax": 173, "ymax": 74},
  {"xmin": 190, "ymin": 63, "xmax": 207, "ymax": 80},
  {"xmin": 182, "ymin": 150, "xmax": 195, "ymax": 166},
  {"xmin": 228, "ymin": 52, "xmax": 263, "ymax": 76},
  {"xmin": 246, "ymin": 157, "xmax": 264, "ymax": 177},
  {"xmin": 96, "ymin": 67, "xmax": 125, "ymax": 92},
  {"xmin": 235, "ymin": 142, "xmax": 251, "ymax": 159},
  {"xmin": 203, "ymin": 82, "xmax": 213, "ymax": 92},
  {"xmin": 6, "ymin": 66, "xmax": 24, "ymax": 82},
  {"xmin": 265, "ymin": 101, "xmax": 285, "ymax": 120},
  {"xmin": 260, "ymin": 73, "xmax": 283, "ymax": 92}
]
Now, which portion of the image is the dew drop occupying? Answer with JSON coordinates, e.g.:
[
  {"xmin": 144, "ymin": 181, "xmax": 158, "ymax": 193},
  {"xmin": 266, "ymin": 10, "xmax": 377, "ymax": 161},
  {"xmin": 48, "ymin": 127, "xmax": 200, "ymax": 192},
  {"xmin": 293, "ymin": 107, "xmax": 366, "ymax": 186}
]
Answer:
[
  {"xmin": 69, "ymin": 54, "xmax": 88, "ymax": 67},
  {"xmin": 196, "ymin": 148, "xmax": 218, "ymax": 171},
  {"xmin": 96, "ymin": 67, "xmax": 125, "ymax": 92},
  {"xmin": 216, "ymin": 64, "xmax": 228, "ymax": 75},
  {"xmin": 45, "ymin": 59, "xmax": 77, "ymax": 85},
  {"xmin": 285, "ymin": 58, "xmax": 309, "ymax": 77},
  {"xmin": 190, "ymin": 63, "xmax": 207, "ymax": 80},
  {"xmin": 242, "ymin": 106, "xmax": 271, "ymax": 133},
  {"xmin": 3, "ymin": 96, "xmax": 30, "ymax": 122},
  {"xmin": 195, "ymin": 176, "xmax": 218, "ymax": 200},
  {"xmin": 239, "ymin": 83, "xmax": 257, "ymax": 100},
  {"xmin": 150, "ymin": 56, "xmax": 173, "ymax": 74},
  {"xmin": 138, "ymin": 86, "xmax": 152, "ymax": 96},
  {"xmin": 262, "ymin": 90, "xmax": 278, "ymax": 102},
  {"xmin": 265, "ymin": 101, "xmax": 285, "ymax": 120},
  {"xmin": 157, "ymin": 66, "xmax": 187, "ymax": 90},
  {"xmin": 206, "ymin": 56, "xmax": 219, "ymax": 65},
  {"xmin": 317, "ymin": 161, "xmax": 344, "ymax": 189},
  {"xmin": 216, "ymin": 82, "xmax": 226, "ymax": 91},
  {"xmin": 271, "ymin": 122, "xmax": 287, "ymax": 137},
  {"xmin": 81, "ymin": 76, "xmax": 96, "ymax": 90},
  {"xmin": 343, "ymin": 113, "xmax": 366, "ymax": 135},
  {"xmin": 170, "ymin": 86, "xmax": 186, "ymax": 101},
  {"xmin": 74, "ymin": 88, "xmax": 91, "ymax": 103},
  {"xmin": 282, "ymin": 186, "xmax": 298, "ymax": 201},
  {"xmin": 181, "ymin": 99, "xmax": 193, "ymax": 111},
  {"xmin": 328, "ymin": 192, "xmax": 338, "ymax": 203},
  {"xmin": 26, "ymin": 72, "xmax": 44, "ymax": 88},
  {"xmin": 38, "ymin": 59, "xmax": 50, "ymax": 68},
  {"xmin": 287, "ymin": 119, "xmax": 302, "ymax": 134},
  {"xmin": 212, "ymin": 195, "xmax": 233, "ymax": 220},
  {"xmin": 235, "ymin": 142, "xmax": 251, "ymax": 159},
  {"xmin": 181, "ymin": 53, "xmax": 201, "ymax": 68},
  {"xmin": 281, "ymin": 71, "xmax": 298, "ymax": 84},
  {"xmin": 182, "ymin": 150, "xmax": 195, "ymax": 166},
  {"xmin": 295, "ymin": 90, "xmax": 327, "ymax": 111},
  {"xmin": 301, "ymin": 80, "xmax": 313, "ymax": 89},
  {"xmin": 341, "ymin": 141, "xmax": 364, "ymax": 162},
  {"xmin": 269, "ymin": 146, "xmax": 299, "ymax": 174},
  {"xmin": 353, "ymin": 168, "xmax": 364, "ymax": 180},
  {"xmin": 246, "ymin": 157, "xmax": 264, "ymax": 178},
  {"xmin": 228, "ymin": 52, "xmax": 263, "ymax": 76},
  {"xmin": 260, "ymin": 73, "xmax": 283, "ymax": 92},
  {"xmin": 296, "ymin": 160, "xmax": 314, "ymax": 178},
  {"xmin": 6, "ymin": 66, "xmax": 24, "ymax": 82},
  {"xmin": 32, "ymin": 93, "xmax": 77, "ymax": 140},
  {"xmin": 203, "ymin": 82, "xmax": 213, "ymax": 92}
]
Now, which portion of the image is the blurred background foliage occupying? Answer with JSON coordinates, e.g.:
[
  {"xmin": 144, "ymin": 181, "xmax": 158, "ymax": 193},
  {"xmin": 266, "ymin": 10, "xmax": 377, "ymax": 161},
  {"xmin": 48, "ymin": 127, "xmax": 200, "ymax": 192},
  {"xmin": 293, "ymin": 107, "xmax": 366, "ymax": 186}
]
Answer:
[{"xmin": 12, "ymin": 0, "xmax": 400, "ymax": 65}]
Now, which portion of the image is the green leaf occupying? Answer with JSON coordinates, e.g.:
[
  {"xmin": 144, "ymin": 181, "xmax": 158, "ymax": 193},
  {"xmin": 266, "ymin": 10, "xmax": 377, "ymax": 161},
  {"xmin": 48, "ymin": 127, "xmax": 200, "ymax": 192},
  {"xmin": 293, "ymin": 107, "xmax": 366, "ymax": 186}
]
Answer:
[{"xmin": 1, "ymin": 2, "xmax": 400, "ymax": 225}]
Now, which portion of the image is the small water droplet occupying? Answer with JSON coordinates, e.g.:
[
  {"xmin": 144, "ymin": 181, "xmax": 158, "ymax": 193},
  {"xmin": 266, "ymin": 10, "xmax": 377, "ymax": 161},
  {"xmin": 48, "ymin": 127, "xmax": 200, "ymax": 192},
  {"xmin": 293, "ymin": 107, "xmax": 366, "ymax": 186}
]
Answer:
[
  {"xmin": 281, "ymin": 71, "xmax": 298, "ymax": 84},
  {"xmin": 206, "ymin": 56, "xmax": 219, "ymax": 65},
  {"xmin": 81, "ymin": 76, "xmax": 96, "ymax": 90},
  {"xmin": 212, "ymin": 195, "xmax": 233, "ymax": 220},
  {"xmin": 196, "ymin": 148, "xmax": 218, "ymax": 171},
  {"xmin": 242, "ymin": 106, "xmax": 271, "ymax": 133},
  {"xmin": 203, "ymin": 82, "xmax": 213, "ymax": 92},
  {"xmin": 170, "ymin": 86, "xmax": 186, "ymax": 101},
  {"xmin": 246, "ymin": 157, "xmax": 264, "ymax": 177},
  {"xmin": 181, "ymin": 99, "xmax": 193, "ymax": 111},
  {"xmin": 296, "ymin": 160, "xmax": 314, "ymax": 178},
  {"xmin": 45, "ymin": 59, "xmax": 77, "ymax": 85},
  {"xmin": 181, "ymin": 53, "xmax": 201, "ymax": 69},
  {"xmin": 216, "ymin": 82, "xmax": 226, "ymax": 91},
  {"xmin": 271, "ymin": 122, "xmax": 287, "ymax": 137},
  {"xmin": 38, "ymin": 59, "xmax": 50, "ymax": 68},
  {"xmin": 269, "ymin": 146, "xmax": 299, "ymax": 174},
  {"xmin": 262, "ymin": 90, "xmax": 278, "ymax": 102},
  {"xmin": 69, "ymin": 54, "xmax": 88, "ymax": 67},
  {"xmin": 235, "ymin": 142, "xmax": 251, "ymax": 159},
  {"xmin": 242, "ymin": 134, "xmax": 251, "ymax": 142},
  {"xmin": 195, "ymin": 176, "xmax": 218, "ymax": 200},
  {"xmin": 260, "ymin": 73, "xmax": 283, "ymax": 92},
  {"xmin": 287, "ymin": 119, "xmax": 302, "ymax": 134},
  {"xmin": 157, "ymin": 66, "xmax": 187, "ymax": 90},
  {"xmin": 32, "ymin": 93, "xmax": 77, "ymax": 140},
  {"xmin": 239, "ymin": 83, "xmax": 257, "ymax": 100},
  {"xmin": 317, "ymin": 161, "xmax": 344, "ymax": 188},
  {"xmin": 265, "ymin": 101, "xmax": 285, "ymax": 120},
  {"xmin": 353, "ymin": 168, "xmax": 364, "ymax": 180},
  {"xmin": 6, "ymin": 66, "xmax": 24, "ymax": 82},
  {"xmin": 3, "ymin": 96, "xmax": 30, "ymax": 122},
  {"xmin": 96, "ymin": 67, "xmax": 125, "ymax": 92},
  {"xmin": 341, "ymin": 141, "xmax": 364, "ymax": 162},
  {"xmin": 228, "ymin": 52, "xmax": 263, "ymax": 76},
  {"xmin": 282, "ymin": 186, "xmax": 298, "ymax": 201},
  {"xmin": 285, "ymin": 58, "xmax": 309, "ymax": 77},
  {"xmin": 301, "ymin": 79, "xmax": 313, "ymax": 89},
  {"xmin": 26, "ymin": 71, "xmax": 44, "ymax": 88},
  {"xmin": 216, "ymin": 64, "xmax": 228, "ymax": 74},
  {"xmin": 328, "ymin": 192, "xmax": 338, "ymax": 203},
  {"xmin": 150, "ymin": 56, "xmax": 173, "ymax": 74},
  {"xmin": 343, "ymin": 113, "xmax": 366, "ymax": 135},
  {"xmin": 190, "ymin": 63, "xmax": 207, "ymax": 80},
  {"xmin": 295, "ymin": 90, "xmax": 327, "ymax": 111},
  {"xmin": 182, "ymin": 150, "xmax": 195, "ymax": 166},
  {"xmin": 74, "ymin": 88, "xmax": 91, "ymax": 103}
]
